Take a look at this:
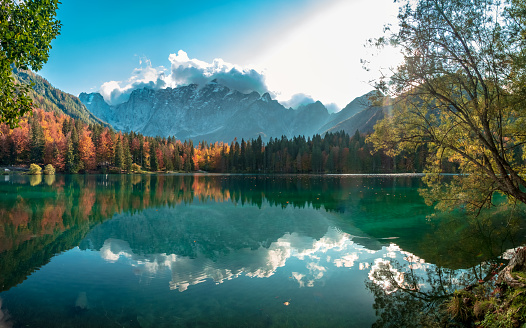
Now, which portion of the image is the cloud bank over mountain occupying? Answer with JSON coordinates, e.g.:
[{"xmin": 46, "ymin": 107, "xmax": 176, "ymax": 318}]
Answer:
[
  {"xmin": 280, "ymin": 93, "xmax": 316, "ymax": 109},
  {"xmin": 99, "ymin": 51, "xmax": 271, "ymax": 106},
  {"xmin": 99, "ymin": 59, "xmax": 169, "ymax": 105}
]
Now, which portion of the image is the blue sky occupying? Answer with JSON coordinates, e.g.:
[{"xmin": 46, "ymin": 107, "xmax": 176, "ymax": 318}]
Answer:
[{"xmin": 38, "ymin": 0, "xmax": 401, "ymax": 110}]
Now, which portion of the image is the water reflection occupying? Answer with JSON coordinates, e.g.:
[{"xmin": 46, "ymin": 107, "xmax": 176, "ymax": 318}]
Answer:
[
  {"xmin": 418, "ymin": 211, "xmax": 525, "ymax": 269},
  {"xmin": 0, "ymin": 174, "xmax": 525, "ymax": 327},
  {"xmin": 90, "ymin": 225, "xmax": 354, "ymax": 292},
  {"xmin": 44, "ymin": 174, "xmax": 55, "ymax": 186},
  {"xmin": 1, "ymin": 174, "xmax": 524, "ymax": 293},
  {"xmin": 0, "ymin": 173, "xmax": 421, "ymax": 292},
  {"xmin": 29, "ymin": 174, "xmax": 42, "ymax": 186},
  {"xmin": 72, "ymin": 177, "xmax": 525, "ymax": 298},
  {"xmin": 366, "ymin": 210, "xmax": 525, "ymax": 327}
]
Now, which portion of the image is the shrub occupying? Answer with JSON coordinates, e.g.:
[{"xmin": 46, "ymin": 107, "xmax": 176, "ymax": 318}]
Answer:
[
  {"xmin": 28, "ymin": 164, "xmax": 42, "ymax": 175},
  {"xmin": 43, "ymin": 164, "xmax": 55, "ymax": 175},
  {"xmin": 131, "ymin": 163, "xmax": 141, "ymax": 172},
  {"xmin": 447, "ymin": 290, "xmax": 475, "ymax": 323}
]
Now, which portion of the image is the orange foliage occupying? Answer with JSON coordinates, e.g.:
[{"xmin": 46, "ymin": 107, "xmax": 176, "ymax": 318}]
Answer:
[
  {"xmin": 78, "ymin": 126, "xmax": 96, "ymax": 170},
  {"xmin": 97, "ymin": 128, "xmax": 114, "ymax": 166},
  {"xmin": 156, "ymin": 148, "xmax": 164, "ymax": 170},
  {"xmin": 40, "ymin": 204, "xmax": 66, "ymax": 234},
  {"xmin": 78, "ymin": 188, "xmax": 96, "ymax": 219},
  {"xmin": 10, "ymin": 121, "xmax": 30, "ymax": 162}
]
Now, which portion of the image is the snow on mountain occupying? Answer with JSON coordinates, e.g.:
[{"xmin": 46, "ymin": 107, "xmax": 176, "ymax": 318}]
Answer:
[{"xmin": 80, "ymin": 82, "xmax": 386, "ymax": 142}]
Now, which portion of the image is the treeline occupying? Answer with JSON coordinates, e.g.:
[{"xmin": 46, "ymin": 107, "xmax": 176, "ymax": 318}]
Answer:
[
  {"xmin": 0, "ymin": 108, "xmax": 456, "ymax": 173},
  {"xmin": 13, "ymin": 68, "xmax": 106, "ymax": 126}
]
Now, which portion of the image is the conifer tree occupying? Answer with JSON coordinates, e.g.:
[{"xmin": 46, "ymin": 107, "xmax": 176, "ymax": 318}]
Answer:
[
  {"xmin": 30, "ymin": 116, "xmax": 45, "ymax": 164},
  {"xmin": 124, "ymin": 139, "xmax": 132, "ymax": 172},
  {"xmin": 114, "ymin": 136, "xmax": 124, "ymax": 170},
  {"xmin": 149, "ymin": 142, "xmax": 158, "ymax": 172},
  {"xmin": 164, "ymin": 152, "xmax": 173, "ymax": 172},
  {"xmin": 64, "ymin": 137, "xmax": 77, "ymax": 173}
]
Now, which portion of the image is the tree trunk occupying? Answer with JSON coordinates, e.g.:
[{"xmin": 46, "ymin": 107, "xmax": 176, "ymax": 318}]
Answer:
[{"xmin": 497, "ymin": 247, "xmax": 526, "ymax": 288}]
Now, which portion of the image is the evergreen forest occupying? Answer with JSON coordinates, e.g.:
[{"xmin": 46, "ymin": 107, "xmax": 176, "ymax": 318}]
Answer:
[{"xmin": 0, "ymin": 108, "xmax": 457, "ymax": 174}]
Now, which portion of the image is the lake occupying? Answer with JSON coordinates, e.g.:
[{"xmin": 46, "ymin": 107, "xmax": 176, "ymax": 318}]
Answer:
[{"xmin": 0, "ymin": 174, "xmax": 524, "ymax": 327}]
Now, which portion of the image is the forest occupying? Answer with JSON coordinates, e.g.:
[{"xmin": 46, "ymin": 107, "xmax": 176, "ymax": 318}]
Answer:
[{"xmin": 0, "ymin": 108, "xmax": 456, "ymax": 174}]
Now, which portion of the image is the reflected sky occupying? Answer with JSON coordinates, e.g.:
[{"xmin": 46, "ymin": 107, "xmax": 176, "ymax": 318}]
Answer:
[
  {"xmin": 81, "ymin": 196, "xmax": 498, "ymax": 302},
  {"xmin": 1, "ymin": 174, "xmax": 524, "ymax": 327},
  {"xmin": 95, "ymin": 226, "xmax": 362, "ymax": 292}
]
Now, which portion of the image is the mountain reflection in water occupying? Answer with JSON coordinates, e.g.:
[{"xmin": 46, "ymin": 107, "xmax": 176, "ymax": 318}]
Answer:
[{"xmin": 0, "ymin": 174, "xmax": 524, "ymax": 327}]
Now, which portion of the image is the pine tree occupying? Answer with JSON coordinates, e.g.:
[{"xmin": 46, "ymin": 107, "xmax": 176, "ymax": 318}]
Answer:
[
  {"xmin": 114, "ymin": 136, "xmax": 124, "ymax": 170},
  {"xmin": 70, "ymin": 125, "xmax": 80, "ymax": 169},
  {"xmin": 64, "ymin": 137, "xmax": 77, "ymax": 173},
  {"xmin": 164, "ymin": 152, "xmax": 173, "ymax": 172},
  {"xmin": 30, "ymin": 117, "xmax": 45, "ymax": 164},
  {"xmin": 149, "ymin": 142, "xmax": 158, "ymax": 172},
  {"xmin": 124, "ymin": 139, "xmax": 132, "ymax": 172}
]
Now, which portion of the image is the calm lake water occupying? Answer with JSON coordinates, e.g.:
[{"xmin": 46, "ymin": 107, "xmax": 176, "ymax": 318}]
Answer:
[{"xmin": 0, "ymin": 174, "xmax": 524, "ymax": 327}]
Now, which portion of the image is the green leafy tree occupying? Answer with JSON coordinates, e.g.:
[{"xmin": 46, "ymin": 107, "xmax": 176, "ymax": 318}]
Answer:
[
  {"xmin": 368, "ymin": 0, "xmax": 526, "ymax": 211},
  {"xmin": 0, "ymin": 0, "xmax": 61, "ymax": 128}
]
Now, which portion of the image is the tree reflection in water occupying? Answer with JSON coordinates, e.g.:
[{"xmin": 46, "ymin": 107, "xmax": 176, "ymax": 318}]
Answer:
[
  {"xmin": 1, "ymin": 173, "xmax": 525, "ymax": 327},
  {"xmin": 0, "ymin": 174, "xmax": 373, "ymax": 292},
  {"xmin": 366, "ymin": 208, "xmax": 525, "ymax": 328}
]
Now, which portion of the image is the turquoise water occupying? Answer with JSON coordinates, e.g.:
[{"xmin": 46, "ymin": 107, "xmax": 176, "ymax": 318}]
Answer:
[{"xmin": 0, "ymin": 174, "xmax": 524, "ymax": 327}]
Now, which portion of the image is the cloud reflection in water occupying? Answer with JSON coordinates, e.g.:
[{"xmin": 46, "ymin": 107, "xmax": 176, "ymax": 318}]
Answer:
[{"xmin": 97, "ymin": 227, "xmax": 436, "ymax": 294}]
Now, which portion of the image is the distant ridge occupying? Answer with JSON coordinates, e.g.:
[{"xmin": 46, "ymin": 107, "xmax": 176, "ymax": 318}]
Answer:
[
  {"xmin": 79, "ymin": 83, "xmax": 390, "ymax": 142},
  {"xmin": 13, "ymin": 68, "xmax": 107, "ymax": 126}
]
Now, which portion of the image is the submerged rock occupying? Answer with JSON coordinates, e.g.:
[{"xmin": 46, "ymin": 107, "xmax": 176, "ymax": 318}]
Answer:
[{"xmin": 75, "ymin": 292, "xmax": 89, "ymax": 311}]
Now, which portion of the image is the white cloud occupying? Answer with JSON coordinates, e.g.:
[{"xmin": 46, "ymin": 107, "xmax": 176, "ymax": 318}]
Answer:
[
  {"xmin": 95, "ymin": 227, "xmax": 362, "ymax": 292},
  {"xmin": 334, "ymin": 253, "xmax": 359, "ymax": 268},
  {"xmin": 281, "ymin": 93, "xmax": 315, "ymax": 109},
  {"xmin": 99, "ymin": 60, "xmax": 169, "ymax": 105},
  {"xmin": 100, "ymin": 238, "xmax": 133, "ymax": 262},
  {"xmin": 168, "ymin": 50, "xmax": 270, "ymax": 95},
  {"xmin": 99, "ymin": 50, "xmax": 270, "ymax": 105},
  {"xmin": 325, "ymin": 103, "xmax": 340, "ymax": 114},
  {"xmin": 99, "ymin": 2, "xmax": 404, "ymax": 110}
]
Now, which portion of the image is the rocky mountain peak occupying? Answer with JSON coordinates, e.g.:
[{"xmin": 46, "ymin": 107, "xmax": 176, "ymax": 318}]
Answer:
[
  {"xmin": 79, "ymin": 82, "xmax": 388, "ymax": 142},
  {"xmin": 260, "ymin": 93, "xmax": 272, "ymax": 103}
]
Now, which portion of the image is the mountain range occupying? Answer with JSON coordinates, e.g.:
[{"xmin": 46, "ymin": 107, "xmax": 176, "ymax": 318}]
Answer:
[
  {"xmin": 78, "ymin": 80, "xmax": 391, "ymax": 142},
  {"xmin": 15, "ymin": 69, "xmax": 390, "ymax": 142}
]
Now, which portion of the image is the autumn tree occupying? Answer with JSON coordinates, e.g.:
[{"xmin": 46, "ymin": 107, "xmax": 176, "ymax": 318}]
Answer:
[
  {"xmin": 97, "ymin": 128, "xmax": 114, "ymax": 169},
  {"xmin": 10, "ymin": 120, "xmax": 30, "ymax": 163},
  {"xmin": 368, "ymin": 0, "xmax": 526, "ymax": 211},
  {"xmin": 78, "ymin": 126, "xmax": 96, "ymax": 171},
  {"xmin": 0, "ymin": 0, "xmax": 61, "ymax": 128}
]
